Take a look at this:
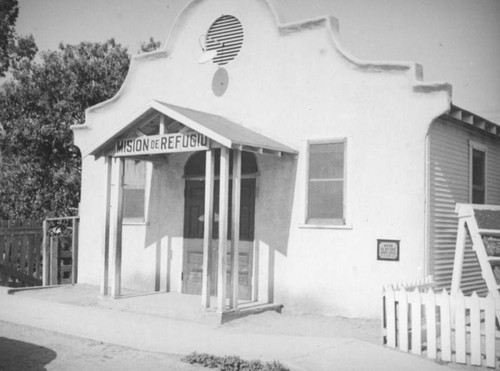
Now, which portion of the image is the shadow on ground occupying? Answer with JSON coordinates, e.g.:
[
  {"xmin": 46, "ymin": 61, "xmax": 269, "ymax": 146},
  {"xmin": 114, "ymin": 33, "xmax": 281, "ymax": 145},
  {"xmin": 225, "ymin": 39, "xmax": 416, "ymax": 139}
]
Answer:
[{"xmin": 0, "ymin": 337, "xmax": 57, "ymax": 371}]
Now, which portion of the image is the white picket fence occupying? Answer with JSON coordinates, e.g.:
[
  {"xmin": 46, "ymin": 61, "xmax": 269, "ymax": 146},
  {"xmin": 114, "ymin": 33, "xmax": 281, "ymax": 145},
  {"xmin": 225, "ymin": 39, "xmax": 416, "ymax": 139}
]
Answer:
[
  {"xmin": 382, "ymin": 287, "xmax": 499, "ymax": 368},
  {"xmin": 383, "ymin": 276, "xmax": 435, "ymax": 292}
]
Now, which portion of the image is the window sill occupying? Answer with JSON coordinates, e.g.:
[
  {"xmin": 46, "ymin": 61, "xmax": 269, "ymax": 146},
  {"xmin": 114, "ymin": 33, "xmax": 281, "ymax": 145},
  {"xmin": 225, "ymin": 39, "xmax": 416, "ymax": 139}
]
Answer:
[
  {"xmin": 299, "ymin": 223, "xmax": 353, "ymax": 230},
  {"xmin": 123, "ymin": 220, "xmax": 149, "ymax": 226}
]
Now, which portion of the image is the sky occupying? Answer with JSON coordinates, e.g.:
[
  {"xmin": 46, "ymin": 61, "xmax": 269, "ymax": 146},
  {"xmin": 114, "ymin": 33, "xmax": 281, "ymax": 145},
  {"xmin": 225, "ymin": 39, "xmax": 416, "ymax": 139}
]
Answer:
[{"xmin": 15, "ymin": 0, "xmax": 500, "ymax": 123}]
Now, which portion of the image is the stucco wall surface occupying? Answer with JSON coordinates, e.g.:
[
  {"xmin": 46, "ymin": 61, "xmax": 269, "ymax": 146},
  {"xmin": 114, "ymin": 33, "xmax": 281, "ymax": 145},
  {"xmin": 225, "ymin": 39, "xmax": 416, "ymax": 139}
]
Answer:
[{"xmin": 73, "ymin": 0, "xmax": 451, "ymax": 318}]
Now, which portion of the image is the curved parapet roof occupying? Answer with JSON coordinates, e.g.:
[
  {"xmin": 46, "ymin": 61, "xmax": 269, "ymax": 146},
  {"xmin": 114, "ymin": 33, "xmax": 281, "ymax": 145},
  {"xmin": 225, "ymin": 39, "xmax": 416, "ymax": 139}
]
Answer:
[
  {"xmin": 83, "ymin": 0, "xmax": 451, "ymax": 115},
  {"xmin": 73, "ymin": 0, "xmax": 452, "ymax": 157}
]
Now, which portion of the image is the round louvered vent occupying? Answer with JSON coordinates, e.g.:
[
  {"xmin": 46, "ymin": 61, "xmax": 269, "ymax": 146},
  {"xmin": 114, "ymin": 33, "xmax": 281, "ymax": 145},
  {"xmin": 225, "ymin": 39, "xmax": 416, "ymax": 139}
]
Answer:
[{"xmin": 205, "ymin": 15, "xmax": 243, "ymax": 66}]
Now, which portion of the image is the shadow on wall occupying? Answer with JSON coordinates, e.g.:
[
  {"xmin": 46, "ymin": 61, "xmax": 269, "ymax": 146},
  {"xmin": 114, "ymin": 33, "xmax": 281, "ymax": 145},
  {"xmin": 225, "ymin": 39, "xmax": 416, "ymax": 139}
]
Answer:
[
  {"xmin": 255, "ymin": 154, "xmax": 297, "ymax": 302},
  {"xmin": 256, "ymin": 154, "xmax": 297, "ymax": 257},
  {"xmin": 145, "ymin": 157, "xmax": 187, "ymax": 293},
  {"xmin": 0, "ymin": 337, "xmax": 57, "ymax": 370}
]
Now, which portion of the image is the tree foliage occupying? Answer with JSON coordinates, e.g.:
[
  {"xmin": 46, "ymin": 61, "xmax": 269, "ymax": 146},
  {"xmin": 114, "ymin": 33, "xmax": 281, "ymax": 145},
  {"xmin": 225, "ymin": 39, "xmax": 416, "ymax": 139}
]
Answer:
[
  {"xmin": 139, "ymin": 37, "xmax": 161, "ymax": 53},
  {"xmin": 0, "ymin": 39, "xmax": 131, "ymax": 219},
  {"xmin": 0, "ymin": 0, "xmax": 19, "ymax": 77}
]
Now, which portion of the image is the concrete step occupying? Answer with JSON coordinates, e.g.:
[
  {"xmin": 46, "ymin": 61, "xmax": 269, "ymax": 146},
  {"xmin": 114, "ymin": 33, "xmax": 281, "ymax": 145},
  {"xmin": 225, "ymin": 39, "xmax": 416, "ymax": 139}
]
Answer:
[{"xmin": 98, "ymin": 292, "xmax": 282, "ymax": 325}]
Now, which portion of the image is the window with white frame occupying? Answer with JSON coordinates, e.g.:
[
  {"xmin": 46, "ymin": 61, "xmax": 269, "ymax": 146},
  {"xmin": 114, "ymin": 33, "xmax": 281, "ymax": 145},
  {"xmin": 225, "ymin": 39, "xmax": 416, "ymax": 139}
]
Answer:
[
  {"xmin": 470, "ymin": 142, "xmax": 486, "ymax": 204},
  {"xmin": 123, "ymin": 159, "xmax": 148, "ymax": 222},
  {"xmin": 306, "ymin": 139, "xmax": 346, "ymax": 225}
]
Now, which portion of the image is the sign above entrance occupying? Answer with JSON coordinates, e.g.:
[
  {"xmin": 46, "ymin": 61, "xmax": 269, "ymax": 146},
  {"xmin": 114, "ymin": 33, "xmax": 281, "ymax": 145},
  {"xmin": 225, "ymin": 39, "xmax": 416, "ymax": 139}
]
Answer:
[{"xmin": 115, "ymin": 133, "xmax": 210, "ymax": 157}]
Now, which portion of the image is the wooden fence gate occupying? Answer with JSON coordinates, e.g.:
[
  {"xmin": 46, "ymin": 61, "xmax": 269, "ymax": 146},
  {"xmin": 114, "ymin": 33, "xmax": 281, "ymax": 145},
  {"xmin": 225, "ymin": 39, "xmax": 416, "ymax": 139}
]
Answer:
[
  {"xmin": 0, "ymin": 220, "xmax": 43, "ymax": 287},
  {"xmin": 0, "ymin": 217, "xmax": 79, "ymax": 288},
  {"xmin": 42, "ymin": 217, "xmax": 79, "ymax": 286}
]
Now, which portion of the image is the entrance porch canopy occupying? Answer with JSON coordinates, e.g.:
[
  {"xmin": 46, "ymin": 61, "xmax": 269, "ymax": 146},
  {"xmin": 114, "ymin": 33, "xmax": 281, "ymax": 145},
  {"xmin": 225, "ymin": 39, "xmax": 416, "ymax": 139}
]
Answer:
[
  {"xmin": 96, "ymin": 101, "xmax": 296, "ymax": 317},
  {"xmin": 86, "ymin": 100, "xmax": 297, "ymax": 159}
]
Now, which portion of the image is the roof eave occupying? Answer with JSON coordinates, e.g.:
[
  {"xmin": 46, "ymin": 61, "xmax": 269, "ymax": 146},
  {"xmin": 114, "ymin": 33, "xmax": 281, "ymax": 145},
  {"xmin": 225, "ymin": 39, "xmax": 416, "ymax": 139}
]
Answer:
[
  {"xmin": 87, "ymin": 101, "xmax": 297, "ymax": 159},
  {"xmin": 442, "ymin": 104, "xmax": 500, "ymax": 139}
]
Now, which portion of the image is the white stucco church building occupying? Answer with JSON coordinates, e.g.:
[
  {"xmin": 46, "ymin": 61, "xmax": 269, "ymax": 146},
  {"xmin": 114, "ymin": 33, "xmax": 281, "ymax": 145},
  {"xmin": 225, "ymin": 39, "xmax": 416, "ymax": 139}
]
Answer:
[{"xmin": 71, "ymin": 0, "xmax": 500, "ymax": 320}]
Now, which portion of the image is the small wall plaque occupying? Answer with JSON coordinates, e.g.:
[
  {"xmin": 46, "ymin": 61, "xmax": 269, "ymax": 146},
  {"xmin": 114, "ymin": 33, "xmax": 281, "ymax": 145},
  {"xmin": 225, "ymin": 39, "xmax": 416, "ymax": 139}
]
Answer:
[{"xmin": 377, "ymin": 239, "xmax": 400, "ymax": 261}]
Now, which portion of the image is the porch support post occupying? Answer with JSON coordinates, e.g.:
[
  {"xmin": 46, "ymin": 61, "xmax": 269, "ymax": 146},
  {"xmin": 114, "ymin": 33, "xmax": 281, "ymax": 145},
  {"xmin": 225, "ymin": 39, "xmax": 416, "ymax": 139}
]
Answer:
[
  {"xmin": 100, "ymin": 156, "xmax": 113, "ymax": 296},
  {"xmin": 230, "ymin": 149, "xmax": 242, "ymax": 309},
  {"xmin": 201, "ymin": 149, "xmax": 215, "ymax": 309},
  {"xmin": 42, "ymin": 219, "xmax": 49, "ymax": 286},
  {"xmin": 159, "ymin": 114, "xmax": 166, "ymax": 135},
  {"xmin": 217, "ymin": 147, "xmax": 230, "ymax": 312},
  {"xmin": 71, "ymin": 217, "xmax": 79, "ymax": 285},
  {"xmin": 110, "ymin": 157, "xmax": 125, "ymax": 298}
]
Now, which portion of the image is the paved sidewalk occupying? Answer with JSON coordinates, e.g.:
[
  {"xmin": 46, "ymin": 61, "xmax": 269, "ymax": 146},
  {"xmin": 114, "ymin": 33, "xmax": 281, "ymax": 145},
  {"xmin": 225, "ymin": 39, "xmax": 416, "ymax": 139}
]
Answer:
[
  {"xmin": 0, "ymin": 320, "xmax": 205, "ymax": 371},
  {"xmin": 0, "ymin": 285, "xmax": 461, "ymax": 371}
]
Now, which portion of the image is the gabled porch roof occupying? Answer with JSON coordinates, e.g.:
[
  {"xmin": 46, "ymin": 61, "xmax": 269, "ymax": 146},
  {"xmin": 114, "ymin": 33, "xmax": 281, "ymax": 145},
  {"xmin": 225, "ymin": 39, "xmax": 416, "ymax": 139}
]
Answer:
[{"xmin": 88, "ymin": 100, "xmax": 297, "ymax": 158}]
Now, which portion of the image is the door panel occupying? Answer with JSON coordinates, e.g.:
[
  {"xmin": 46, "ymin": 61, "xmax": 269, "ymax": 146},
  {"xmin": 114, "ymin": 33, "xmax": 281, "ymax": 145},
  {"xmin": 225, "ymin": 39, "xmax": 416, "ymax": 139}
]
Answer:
[
  {"xmin": 183, "ymin": 179, "xmax": 255, "ymax": 300},
  {"xmin": 183, "ymin": 239, "xmax": 254, "ymax": 298}
]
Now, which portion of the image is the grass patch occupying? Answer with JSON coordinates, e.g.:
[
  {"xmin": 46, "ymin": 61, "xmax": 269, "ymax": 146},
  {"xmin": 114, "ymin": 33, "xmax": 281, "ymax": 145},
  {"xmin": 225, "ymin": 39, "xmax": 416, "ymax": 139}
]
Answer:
[{"xmin": 181, "ymin": 352, "xmax": 290, "ymax": 371}]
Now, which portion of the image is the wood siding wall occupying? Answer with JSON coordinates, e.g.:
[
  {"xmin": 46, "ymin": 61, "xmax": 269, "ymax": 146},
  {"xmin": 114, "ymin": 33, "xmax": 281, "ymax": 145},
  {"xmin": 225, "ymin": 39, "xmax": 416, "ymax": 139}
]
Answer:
[{"xmin": 429, "ymin": 117, "xmax": 500, "ymax": 295}]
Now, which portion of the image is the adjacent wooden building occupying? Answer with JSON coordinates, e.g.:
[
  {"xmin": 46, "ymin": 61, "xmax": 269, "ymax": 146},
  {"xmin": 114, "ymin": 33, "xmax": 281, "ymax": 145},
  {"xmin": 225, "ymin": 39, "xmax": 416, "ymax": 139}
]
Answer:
[{"xmin": 429, "ymin": 108, "xmax": 500, "ymax": 296}]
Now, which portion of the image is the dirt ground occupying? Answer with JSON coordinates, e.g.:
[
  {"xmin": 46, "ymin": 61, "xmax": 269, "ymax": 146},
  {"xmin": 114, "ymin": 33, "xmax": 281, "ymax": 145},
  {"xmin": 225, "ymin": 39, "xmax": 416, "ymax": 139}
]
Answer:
[
  {"xmin": 225, "ymin": 310, "xmax": 381, "ymax": 344},
  {"xmin": 0, "ymin": 320, "xmax": 205, "ymax": 371}
]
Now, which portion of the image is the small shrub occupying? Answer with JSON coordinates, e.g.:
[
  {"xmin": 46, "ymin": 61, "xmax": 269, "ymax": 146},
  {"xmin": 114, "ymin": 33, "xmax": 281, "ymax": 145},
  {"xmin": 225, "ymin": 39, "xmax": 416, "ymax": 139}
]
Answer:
[{"xmin": 181, "ymin": 352, "xmax": 289, "ymax": 371}]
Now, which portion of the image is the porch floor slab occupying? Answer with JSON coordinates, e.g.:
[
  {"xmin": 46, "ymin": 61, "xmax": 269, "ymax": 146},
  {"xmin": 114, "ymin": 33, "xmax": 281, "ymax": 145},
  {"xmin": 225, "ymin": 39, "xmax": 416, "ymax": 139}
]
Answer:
[{"xmin": 6, "ymin": 284, "xmax": 281, "ymax": 325}]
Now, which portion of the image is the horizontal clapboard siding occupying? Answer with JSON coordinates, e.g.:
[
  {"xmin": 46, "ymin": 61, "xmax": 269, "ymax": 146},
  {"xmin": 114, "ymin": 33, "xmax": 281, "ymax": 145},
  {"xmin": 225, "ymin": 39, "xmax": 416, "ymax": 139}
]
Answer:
[{"xmin": 429, "ymin": 118, "xmax": 500, "ymax": 296}]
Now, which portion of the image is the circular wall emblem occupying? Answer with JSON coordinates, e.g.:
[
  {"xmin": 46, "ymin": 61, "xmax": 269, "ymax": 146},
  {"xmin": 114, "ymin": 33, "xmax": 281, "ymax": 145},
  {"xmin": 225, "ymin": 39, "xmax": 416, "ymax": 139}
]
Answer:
[
  {"xmin": 212, "ymin": 68, "xmax": 229, "ymax": 97},
  {"xmin": 206, "ymin": 15, "xmax": 243, "ymax": 66}
]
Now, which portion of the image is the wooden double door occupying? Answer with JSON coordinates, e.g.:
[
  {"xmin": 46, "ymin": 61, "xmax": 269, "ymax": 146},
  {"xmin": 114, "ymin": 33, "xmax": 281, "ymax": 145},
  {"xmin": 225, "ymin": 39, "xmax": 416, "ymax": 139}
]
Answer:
[{"xmin": 182, "ymin": 178, "xmax": 255, "ymax": 300}]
